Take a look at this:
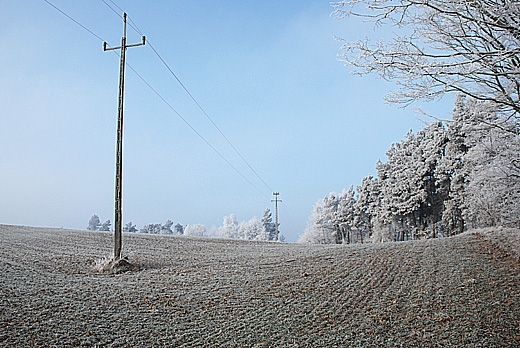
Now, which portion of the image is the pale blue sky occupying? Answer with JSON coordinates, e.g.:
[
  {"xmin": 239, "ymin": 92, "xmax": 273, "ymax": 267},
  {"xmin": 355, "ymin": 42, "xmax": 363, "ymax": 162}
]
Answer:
[{"xmin": 0, "ymin": 0, "xmax": 454, "ymax": 241}]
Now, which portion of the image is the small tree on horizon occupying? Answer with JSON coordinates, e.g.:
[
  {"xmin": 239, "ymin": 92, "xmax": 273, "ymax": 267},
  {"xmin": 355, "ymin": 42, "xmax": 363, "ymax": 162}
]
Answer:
[
  {"xmin": 174, "ymin": 223, "xmax": 184, "ymax": 235},
  {"xmin": 100, "ymin": 219, "xmax": 111, "ymax": 232},
  {"xmin": 87, "ymin": 215, "xmax": 101, "ymax": 231},
  {"xmin": 123, "ymin": 221, "xmax": 138, "ymax": 233}
]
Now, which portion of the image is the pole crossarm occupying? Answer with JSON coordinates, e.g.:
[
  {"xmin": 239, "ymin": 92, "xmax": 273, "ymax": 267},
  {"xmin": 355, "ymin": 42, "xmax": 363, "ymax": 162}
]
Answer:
[
  {"xmin": 104, "ymin": 36, "xmax": 146, "ymax": 51},
  {"xmin": 103, "ymin": 12, "xmax": 145, "ymax": 260}
]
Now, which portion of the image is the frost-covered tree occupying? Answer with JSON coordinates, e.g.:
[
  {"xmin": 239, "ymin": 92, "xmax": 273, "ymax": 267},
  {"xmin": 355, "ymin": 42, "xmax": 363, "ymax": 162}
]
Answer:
[
  {"xmin": 335, "ymin": 187, "xmax": 357, "ymax": 243},
  {"xmin": 299, "ymin": 200, "xmax": 337, "ymax": 244},
  {"xmin": 333, "ymin": 0, "xmax": 520, "ymax": 127},
  {"xmin": 218, "ymin": 214, "xmax": 239, "ymax": 239},
  {"xmin": 174, "ymin": 223, "xmax": 184, "ymax": 235},
  {"xmin": 436, "ymin": 95, "xmax": 473, "ymax": 235},
  {"xmin": 184, "ymin": 224, "xmax": 206, "ymax": 237},
  {"xmin": 87, "ymin": 215, "xmax": 101, "ymax": 231},
  {"xmin": 355, "ymin": 175, "xmax": 381, "ymax": 241},
  {"xmin": 466, "ymin": 136, "xmax": 520, "ymax": 228},
  {"xmin": 323, "ymin": 193, "xmax": 341, "ymax": 241},
  {"xmin": 162, "ymin": 220, "xmax": 174, "ymax": 235},
  {"xmin": 373, "ymin": 123, "xmax": 448, "ymax": 240},
  {"xmin": 461, "ymin": 100, "xmax": 520, "ymax": 227},
  {"xmin": 140, "ymin": 223, "xmax": 162, "ymax": 234},
  {"xmin": 239, "ymin": 217, "xmax": 264, "ymax": 241},
  {"xmin": 376, "ymin": 138, "xmax": 422, "ymax": 241},
  {"xmin": 299, "ymin": 195, "xmax": 342, "ymax": 244},
  {"xmin": 99, "ymin": 219, "xmax": 111, "ymax": 232},
  {"xmin": 138, "ymin": 220, "xmax": 178, "ymax": 235},
  {"xmin": 213, "ymin": 214, "xmax": 274, "ymax": 241},
  {"xmin": 412, "ymin": 122, "xmax": 449, "ymax": 238},
  {"xmin": 261, "ymin": 208, "xmax": 277, "ymax": 241},
  {"xmin": 123, "ymin": 221, "xmax": 138, "ymax": 233}
]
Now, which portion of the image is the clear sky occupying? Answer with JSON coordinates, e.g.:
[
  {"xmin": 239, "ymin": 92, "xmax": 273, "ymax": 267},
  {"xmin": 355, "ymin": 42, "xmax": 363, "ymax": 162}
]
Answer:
[{"xmin": 0, "ymin": 0, "xmax": 454, "ymax": 241}]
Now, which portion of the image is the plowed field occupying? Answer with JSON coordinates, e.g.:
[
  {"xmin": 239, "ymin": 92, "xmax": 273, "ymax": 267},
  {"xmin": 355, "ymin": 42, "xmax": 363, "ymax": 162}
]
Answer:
[{"xmin": 1, "ymin": 225, "xmax": 519, "ymax": 347}]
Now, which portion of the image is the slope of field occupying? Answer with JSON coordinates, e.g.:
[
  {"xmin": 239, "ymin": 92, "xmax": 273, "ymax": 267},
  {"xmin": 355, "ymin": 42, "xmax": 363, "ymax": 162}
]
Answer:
[{"xmin": 1, "ymin": 225, "xmax": 519, "ymax": 347}]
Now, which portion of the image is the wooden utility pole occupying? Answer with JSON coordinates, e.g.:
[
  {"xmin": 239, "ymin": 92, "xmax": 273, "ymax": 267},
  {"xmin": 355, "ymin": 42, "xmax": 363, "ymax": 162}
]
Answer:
[
  {"xmin": 271, "ymin": 192, "xmax": 282, "ymax": 241},
  {"xmin": 103, "ymin": 13, "xmax": 145, "ymax": 260}
]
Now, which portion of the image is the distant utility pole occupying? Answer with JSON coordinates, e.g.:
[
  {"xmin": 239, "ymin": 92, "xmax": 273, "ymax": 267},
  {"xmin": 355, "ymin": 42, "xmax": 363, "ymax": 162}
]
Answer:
[
  {"xmin": 271, "ymin": 192, "xmax": 282, "ymax": 241},
  {"xmin": 103, "ymin": 13, "xmax": 145, "ymax": 260}
]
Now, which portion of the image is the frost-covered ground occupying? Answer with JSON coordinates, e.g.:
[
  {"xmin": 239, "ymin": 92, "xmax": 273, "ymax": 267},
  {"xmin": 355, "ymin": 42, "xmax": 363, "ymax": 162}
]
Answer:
[{"xmin": 1, "ymin": 225, "xmax": 519, "ymax": 347}]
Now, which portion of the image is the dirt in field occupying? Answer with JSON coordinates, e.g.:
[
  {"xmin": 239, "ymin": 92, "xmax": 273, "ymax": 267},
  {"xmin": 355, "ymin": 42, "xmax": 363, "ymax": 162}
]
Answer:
[{"xmin": 1, "ymin": 225, "xmax": 519, "ymax": 347}]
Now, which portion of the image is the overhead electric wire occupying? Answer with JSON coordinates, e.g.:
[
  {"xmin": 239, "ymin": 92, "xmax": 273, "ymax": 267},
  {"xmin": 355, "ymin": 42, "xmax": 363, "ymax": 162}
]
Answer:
[
  {"xmin": 42, "ymin": 0, "xmax": 105, "ymax": 42},
  {"xmin": 102, "ymin": 0, "xmax": 275, "ymax": 194},
  {"xmin": 147, "ymin": 41, "xmax": 275, "ymax": 194},
  {"xmin": 42, "ymin": 0, "xmax": 271, "ymax": 201},
  {"xmin": 125, "ymin": 63, "xmax": 271, "ymax": 201},
  {"xmin": 101, "ymin": 0, "xmax": 122, "ymax": 18}
]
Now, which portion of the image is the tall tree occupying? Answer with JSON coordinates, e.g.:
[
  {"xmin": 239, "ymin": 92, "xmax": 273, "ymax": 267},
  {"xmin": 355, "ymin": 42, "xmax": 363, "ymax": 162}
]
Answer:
[
  {"xmin": 333, "ymin": 0, "xmax": 520, "ymax": 127},
  {"xmin": 436, "ymin": 94, "xmax": 472, "ymax": 235},
  {"xmin": 299, "ymin": 200, "xmax": 337, "ymax": 244},
  {"xmin": 261, "ymin": 209, "xmax": 277, "ymax": 241},
  {"xmin": 323, "ymin": 193, "xmax": 341, "ymax": 242},
  {"xmin": 355, "ymin": 175, "xmax": 380, "ymax": 241},
  {"xmin": 461, "ymin": 98, "xmax": 520, "ymax": 227},
  {"xmin": 335, "ymin": 187, "xmax": 357, "ymax": 244}
]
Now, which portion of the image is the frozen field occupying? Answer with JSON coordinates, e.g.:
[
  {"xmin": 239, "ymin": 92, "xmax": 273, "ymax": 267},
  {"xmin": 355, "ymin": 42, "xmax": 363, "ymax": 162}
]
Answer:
[{"xmin": 1, "ymin": 225, "xmax": 520, "ymax": 347}]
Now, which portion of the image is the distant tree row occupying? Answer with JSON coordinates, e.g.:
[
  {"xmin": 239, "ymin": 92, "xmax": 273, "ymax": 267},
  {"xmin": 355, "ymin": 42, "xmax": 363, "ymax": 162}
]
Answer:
[
  {"xmin": 86, "ymin": 208, "xmax": 282, "ymax": 241},
  {"xmin": 87, "ymin": 216, "xmax": 181, "ymax": 235},
  {"xmin": 300, "ymin": 95, "xmax": 520, "ymax": 244},
  {"xmin": 208, "ymin": 209, "xmax": 282, "ymax": 241}
]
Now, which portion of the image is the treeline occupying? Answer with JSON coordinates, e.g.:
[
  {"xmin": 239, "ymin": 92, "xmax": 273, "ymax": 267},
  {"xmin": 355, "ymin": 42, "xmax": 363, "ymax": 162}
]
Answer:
[
  {"xmin": 87, "ymin": 208, "xmax": 283, "ymax": 241},
  {"xmin": 299, "ymin": 95, "xmax": 520, "ymax": 244}
]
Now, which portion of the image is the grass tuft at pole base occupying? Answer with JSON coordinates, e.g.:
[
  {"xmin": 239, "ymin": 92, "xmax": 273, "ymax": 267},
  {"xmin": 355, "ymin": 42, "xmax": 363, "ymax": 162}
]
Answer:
[{"xmin": 96, "ymin": 256, "xmax": 136, "ymax": 274}]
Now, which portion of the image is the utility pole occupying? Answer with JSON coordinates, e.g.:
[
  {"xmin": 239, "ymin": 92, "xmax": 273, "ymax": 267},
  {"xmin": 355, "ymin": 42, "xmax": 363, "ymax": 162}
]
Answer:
[
  {"xmin": 103, "ymin": 13, "xmax": 145, "ymax": 260},
  {"xmin": 271, "ymin": 192, "xmax": 282, "ymax": 241}
]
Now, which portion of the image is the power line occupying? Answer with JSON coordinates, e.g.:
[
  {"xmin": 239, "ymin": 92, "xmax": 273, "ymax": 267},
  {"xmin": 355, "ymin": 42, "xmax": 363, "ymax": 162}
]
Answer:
[
  {"xmin": 98, "ymin": 3, "xmax": 270, "ymax": 199},
  {"xmin": 42, "ymin": 0, "xmax": 274, "ymax": 201},
  {"xmin": 102, "ymin": 1, "xmax": 275, "ymax": 194},
  {"xmin": 101, "ymin": 0, "xmax": 122, "ymax": 18},
  {"xmin": 42, "ymin": 0, "xmax": 105, "ymax": 42},
  {"xmin": 147, "ymin": 39, "xmax": 275, "ymax": 194},
  {"xmin": 124, "ymin": 63, "xmax": 271, "ymax": 200}
]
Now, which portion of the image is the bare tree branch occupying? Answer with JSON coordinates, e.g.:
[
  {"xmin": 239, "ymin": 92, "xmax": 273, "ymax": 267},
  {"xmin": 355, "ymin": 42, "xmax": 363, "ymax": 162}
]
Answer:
[{"xmin": 332, "ymin": 0, "xmax": 520, "ymax": 125}]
